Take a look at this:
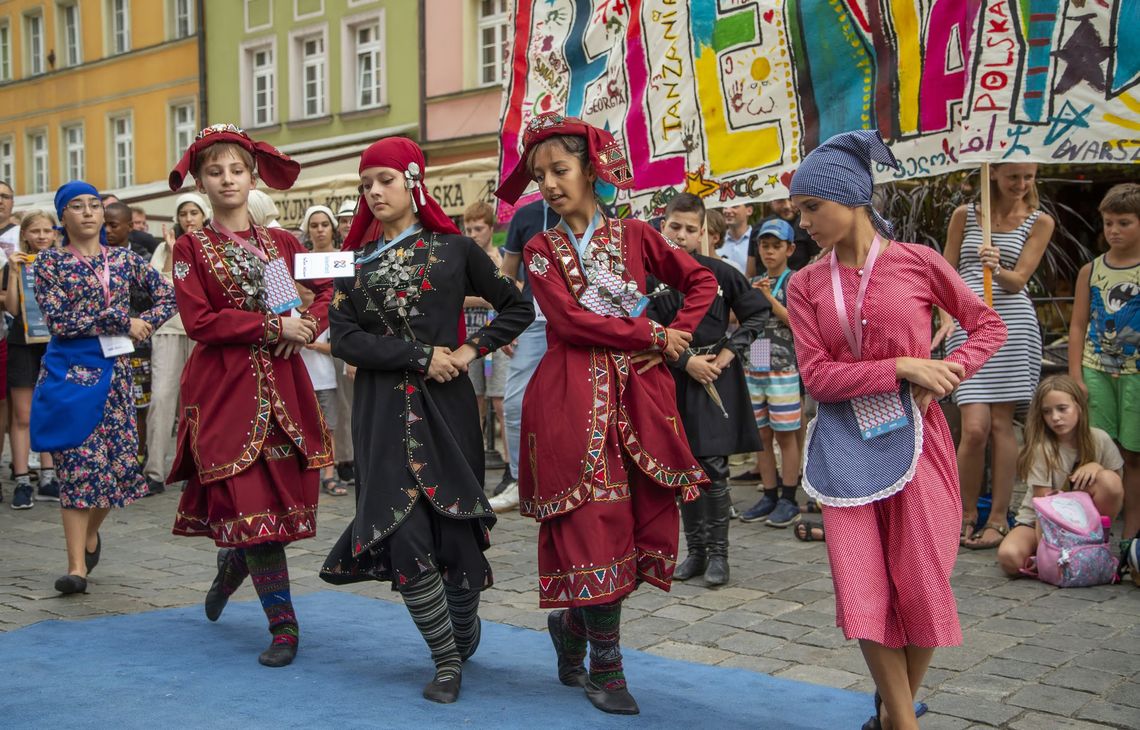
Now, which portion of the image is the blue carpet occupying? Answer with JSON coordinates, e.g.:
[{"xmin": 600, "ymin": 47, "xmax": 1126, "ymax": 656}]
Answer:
[{"xmin": 1, "ymin": 591, "xmax": 875, "ymax": 728}]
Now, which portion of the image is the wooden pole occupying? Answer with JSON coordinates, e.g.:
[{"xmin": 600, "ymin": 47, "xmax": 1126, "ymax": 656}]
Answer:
[{"xmin": 980, "ymin": 162, "xmax": 994, "ymax": 306}]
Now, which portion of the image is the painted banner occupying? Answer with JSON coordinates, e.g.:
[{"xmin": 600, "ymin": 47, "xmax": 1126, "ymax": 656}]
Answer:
[{"xmin": 498, "ymin": 0, "xmax": 1140, "ymax": 221}]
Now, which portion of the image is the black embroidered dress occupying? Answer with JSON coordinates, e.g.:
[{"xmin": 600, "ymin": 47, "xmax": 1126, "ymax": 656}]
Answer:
[{"xmin": 320, "ymin": 230, "xmax": 533, "ymax": 590}]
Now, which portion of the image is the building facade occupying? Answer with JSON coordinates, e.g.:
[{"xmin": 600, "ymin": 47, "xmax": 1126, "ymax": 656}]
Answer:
[{"xmin": 0, "ymin": 0, "xmax": 201, "ymax": 207}]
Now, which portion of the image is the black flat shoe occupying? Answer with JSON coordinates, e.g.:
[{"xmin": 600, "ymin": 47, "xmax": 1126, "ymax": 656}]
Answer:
[
  {"xmin": 861, "ymin": 691, "xmax": 883, "ymax": 730},
  {"xmin": 422, "ymin": 672, "xmax": 461, "ymax": 703},
  {"xmin": 205, "ymin": 548, "xmax": 234, "ymax": 622},
  {"xmin": 54, "ymin": 574, "xmax": 88, "ymax": 595},
  {"xmin": 84, "ymin": 533, "xmax": 101, "ymax": 574},
  {"xmin": 584, "ymin": 679, "xmax": 640, "ymax": 715},
  {"xmin": 459, "ymin": 617, "xmax": 481, "ymax": 662},
  {"xmin": 547, "ymin": 610, "xmax": 587, "ymax": 687},
  {"xmin": 258, "ymin": 640, "xmax": 297, "ymax": 667}
]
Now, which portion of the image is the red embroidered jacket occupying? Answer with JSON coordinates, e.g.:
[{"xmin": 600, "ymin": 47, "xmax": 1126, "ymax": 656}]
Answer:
[
  {"xmin": 168, "ymin": 225, "xmax": 334, "ymax": 484},
  {"xmin": 519, "ymin": 217, "xmax": 717, "ymax": 520}
]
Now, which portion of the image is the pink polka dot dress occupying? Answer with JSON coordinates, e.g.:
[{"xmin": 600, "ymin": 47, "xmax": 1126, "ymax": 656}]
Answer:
[{"xmin": 788, "ymin": 242, "xmax": 1006, "ymax": 648}]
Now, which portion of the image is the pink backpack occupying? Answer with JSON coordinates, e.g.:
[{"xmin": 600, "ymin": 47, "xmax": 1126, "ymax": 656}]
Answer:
[{"xmin": 1020, "ymin": 491, "xmax": 1119, "ymax": 587}]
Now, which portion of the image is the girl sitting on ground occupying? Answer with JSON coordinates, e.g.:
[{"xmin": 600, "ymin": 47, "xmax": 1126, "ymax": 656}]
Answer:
[{"xmin": 997, "ymin": 374, "xmax": 1124, "ymax": 576}]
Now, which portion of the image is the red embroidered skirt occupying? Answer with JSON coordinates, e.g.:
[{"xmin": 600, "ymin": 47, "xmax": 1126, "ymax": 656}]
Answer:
[
  {"xmin": 173, "ymin": 423, "xmax": 319, "ymax": 548},
  {"xmin": 537, "ymin": 471, "xmax": 678, "ymax": 608}
]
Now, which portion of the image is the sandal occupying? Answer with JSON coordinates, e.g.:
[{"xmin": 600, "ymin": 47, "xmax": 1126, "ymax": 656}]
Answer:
[
  {"xmin": 794, "ymin": 520, "xmax": 825, "ymax": 542},
  {"xmin": 964, "ymin": 521, "xmax": 1008, "ymax": 550},
  {"xmin": 322, "ymin": 478, "xmax": 348, "ymax": 496},
  {"xmin": 800, "ymin": 498, "xmax": 821, "ymax": 514},
  {"xmin": 959, "ymin": 519, "xmax": 977, "ymax": 546}
]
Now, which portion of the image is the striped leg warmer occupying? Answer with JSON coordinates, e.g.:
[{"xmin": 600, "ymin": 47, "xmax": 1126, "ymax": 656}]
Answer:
[
  {"xmin": 444, "ymin": 584, "xmax": 481, "ymax": 661},
  {"xmin": 403, "ymin": 572, "xmax": 461, "ymax": 682},
  {"xmin": 245, "ymin": 543, "xmax": 298, "ymax": 648}
]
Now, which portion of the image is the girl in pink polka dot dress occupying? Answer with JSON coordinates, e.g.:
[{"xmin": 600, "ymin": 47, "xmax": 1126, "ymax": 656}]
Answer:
[{"xmin": 785, "ymin": 132, "xmax": 1007, "ymax": 730}]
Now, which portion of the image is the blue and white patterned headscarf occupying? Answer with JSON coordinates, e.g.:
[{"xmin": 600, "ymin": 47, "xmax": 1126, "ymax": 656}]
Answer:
[{"xmin": 789, "ymin": 130, "xmax": 900, "ymax": 238}]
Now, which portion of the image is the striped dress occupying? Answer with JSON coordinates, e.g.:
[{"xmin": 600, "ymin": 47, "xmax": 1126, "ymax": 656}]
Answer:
[{"xmin": 946, "ymin": 205, "xmax": 1042, "ymax": 405}]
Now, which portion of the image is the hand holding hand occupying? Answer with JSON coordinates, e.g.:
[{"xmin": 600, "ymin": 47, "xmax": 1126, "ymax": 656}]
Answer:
[
  {"xmin": 128, "ymin": 317, "xmax": 153, "ymax": 342},
  {"xmin": 273, "ymin": 341, "xmax": 303, "ymax": 358},
  {"xmin": 712, "ymin": 347, "xmax": 736, "ymax": 370},
  {"xmin": 685, "ymin": 354, "xmax": 722, "ymax": 384},
  {"xmin": 427, "ymin": 346, "xmax": 460, "ymax": 383},
  {"xmin": 448, "ymin": 344, "xmax": 478, "ymax": 373},
  {"xmin": 281, "ymin": 316, "xmax": 317, "ymax": 345},
  {"xmin": 662, "ymin": 328, "xmax": 692, "ymax": 361},
  {"xmin": 896, "ymin": 357, "xmax": 965, "ymax": 399}
]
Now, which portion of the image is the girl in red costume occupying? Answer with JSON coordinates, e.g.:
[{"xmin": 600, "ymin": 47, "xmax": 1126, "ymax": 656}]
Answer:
[
  {"xmin": 496, "ymin": 113, "xmax": 717, "ymax": 715},
  {"xmin": 167, "ymin": 124, "xmax": 333, "ymax": 668}
]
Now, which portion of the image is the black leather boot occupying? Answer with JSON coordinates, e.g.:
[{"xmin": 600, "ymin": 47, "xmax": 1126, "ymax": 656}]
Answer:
[
  {"xmin": 672, "ymin": 495, "xmax": 707, "ymax": 580},
  {"xmin": 703, "ymin": 481, "xmax": 731, "ymax": 587}
]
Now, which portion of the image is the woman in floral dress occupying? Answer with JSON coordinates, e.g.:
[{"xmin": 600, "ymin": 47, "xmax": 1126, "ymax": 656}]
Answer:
[{"xmin": 32, "ymin": 181, "xmax": 176, "ymax": 595}]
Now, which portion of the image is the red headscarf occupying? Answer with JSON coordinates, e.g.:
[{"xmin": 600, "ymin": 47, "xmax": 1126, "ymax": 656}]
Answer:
[
  {"xmin": 168, "ymin": 123, "xmax": 300, "ymax": 191},
  {"xmin": 495, "ymin": 112, "xmax": 634, "ymax": 204},
  {"xmin": 342, "ymin": 137, "xmax": 459, "ymax": 251}
]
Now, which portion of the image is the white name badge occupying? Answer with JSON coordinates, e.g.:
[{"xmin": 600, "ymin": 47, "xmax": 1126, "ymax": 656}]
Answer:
[
  {"xmin": 294, "ymin": 252, "xmax": 356, "ymax": 279},
  {"xmin": 99, "ymin": 335, "xmax": 135, "ymax": 357}
]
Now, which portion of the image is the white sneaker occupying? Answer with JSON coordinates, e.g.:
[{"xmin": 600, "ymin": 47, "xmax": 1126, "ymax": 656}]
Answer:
[{"xmin": 489, "ymin": 480, "xmax": 519, "ymax": 513}]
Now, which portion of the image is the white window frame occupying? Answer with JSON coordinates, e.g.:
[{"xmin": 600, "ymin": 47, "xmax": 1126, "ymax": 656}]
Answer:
[
  {"xmin": 289, "ymin": 25, "xmax": 328, "ymax": 120},
  {"xmin": 240, "ymin": 38, "xmax": 278, "ymax": 128},
  {"xmin": 58, "ymin": 1, "xmax": 83, "ymax": 67},
  {"xmin": 169, "ymin": 100, "xmax": 197, "ymax": 165},
  {"xmin": 109, "ymin": 113, "xmax": 134, "ymax": 188},
  {"xmin": 61, "ymin": 123, "xmax": 85, "ymax": 181},
  {"xmin": 0, "ymin": 137, "xmax": 15, "ymax": 187},
  {"xmin": 24, "ymin": 11, "xmax": 45, "ymax": 76},
  {"xmin": 107, "ymin": 0, "xmax": 131, "ymax": 55},
  {"xmin": 27, "ymin": 130, "xmax": 49, "ymax": 194},
  {"xmin": 169, "ymin": 0, "xmax": 195, "ymax": 39},
  {"xmin": 0, "ymin": 22, "xmax": 12, "ymax": 82},
  {"xmin": 341, "ymin": 10, "xmax": 386, "ymax": 113},
  {"xmin": 476, "ymin": 0, "xmax": 510, "ymax": 87}
]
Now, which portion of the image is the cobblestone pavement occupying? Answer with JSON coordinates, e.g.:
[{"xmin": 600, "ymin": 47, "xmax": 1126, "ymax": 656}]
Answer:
[{"xmin": 1, "ymin": 472, "xmax": 1137, "ymax": 729}]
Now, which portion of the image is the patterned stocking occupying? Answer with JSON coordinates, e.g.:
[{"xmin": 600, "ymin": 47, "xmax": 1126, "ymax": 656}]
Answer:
[
  {"xmin": 245, "ymin": 543, "xmax": 298, "ymax": 648},
  {"xmin": 444, "ymin": 584, "xmax": 481, "ymax": 661},
  {"xmin": 403, "ymin": 571, "xmax": 461, "ymax": 682},
  {"xmin": 582, "ymin": 601, "xmax": 626, "ymax": 690},
  {"xmin": 562, "ymin": 607, "xmax": 588, "ymax": 664}
]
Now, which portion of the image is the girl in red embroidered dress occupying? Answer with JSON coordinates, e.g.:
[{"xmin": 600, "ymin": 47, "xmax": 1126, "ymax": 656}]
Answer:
[
  {"xmin": 496, "ymin": 114, "xmax": 717, "ymax": 716},
  {"xmin": 167, "ymin": 125, "xmax": 333, "ymax": 669}
]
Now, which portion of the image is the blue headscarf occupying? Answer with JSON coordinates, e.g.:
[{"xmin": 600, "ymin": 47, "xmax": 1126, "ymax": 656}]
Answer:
[
  {"xmin": 54, "ymin": 180, "xmax": 107, "ymax": 246},
  {"xmin": 789, "ymin": 131, "xmax": 900, "ymax": 238}
]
